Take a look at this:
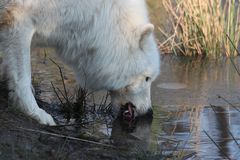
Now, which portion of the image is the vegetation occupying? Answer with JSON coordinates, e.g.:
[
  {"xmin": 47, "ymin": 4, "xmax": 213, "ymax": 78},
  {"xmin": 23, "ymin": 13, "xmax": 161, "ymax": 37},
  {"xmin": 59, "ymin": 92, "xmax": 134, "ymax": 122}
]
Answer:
[
  {"xmin": 49, "ymin": 58, "xmax": 112, "ymax": 122},
  {"xmin": 159, "ymin": 0, "xmax": 240, "ymax": 58}
]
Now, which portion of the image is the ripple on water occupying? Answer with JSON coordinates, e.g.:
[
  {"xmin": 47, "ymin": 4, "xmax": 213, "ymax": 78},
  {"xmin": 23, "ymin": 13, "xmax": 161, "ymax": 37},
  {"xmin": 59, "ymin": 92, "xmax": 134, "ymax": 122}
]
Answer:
[{"xmin": 157, "ymin": 82, "xmax": 187, "ymax": 90}]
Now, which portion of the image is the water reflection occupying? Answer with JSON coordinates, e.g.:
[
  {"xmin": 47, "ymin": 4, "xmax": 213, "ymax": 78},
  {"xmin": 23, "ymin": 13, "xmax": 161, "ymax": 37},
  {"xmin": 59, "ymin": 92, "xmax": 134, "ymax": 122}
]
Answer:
[
  {"xmin": 111, "ymin": 117, "xmax": 152, "ymax": 151},
  {"xmin": 106, "ymin": 105, "xmax": 240, "ymax": 159},
  {"xmin": 199, "ymin": 106, "xmax": 240, "ymax": 159},
  {"xmin": 98, "ymin": 107, "xmax": 217, "ymax": 159},
  {"xmin": 152, "ymin": 56, "xmax": 240, "ymax": 106}
]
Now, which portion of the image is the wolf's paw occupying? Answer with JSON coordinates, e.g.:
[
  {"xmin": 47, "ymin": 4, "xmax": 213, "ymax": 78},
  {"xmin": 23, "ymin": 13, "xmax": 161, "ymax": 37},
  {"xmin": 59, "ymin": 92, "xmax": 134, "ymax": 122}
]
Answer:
[{"xmin": 32, "ymin": 109, "xmax": 56, "ymax": 126}]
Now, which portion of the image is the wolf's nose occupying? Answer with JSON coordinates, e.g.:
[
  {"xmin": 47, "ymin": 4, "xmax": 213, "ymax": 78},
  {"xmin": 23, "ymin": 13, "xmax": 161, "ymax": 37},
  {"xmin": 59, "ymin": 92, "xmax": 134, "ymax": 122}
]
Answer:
[{"xmin": 146, "ymin": 108, "xmax": 153, "ymax": 116}]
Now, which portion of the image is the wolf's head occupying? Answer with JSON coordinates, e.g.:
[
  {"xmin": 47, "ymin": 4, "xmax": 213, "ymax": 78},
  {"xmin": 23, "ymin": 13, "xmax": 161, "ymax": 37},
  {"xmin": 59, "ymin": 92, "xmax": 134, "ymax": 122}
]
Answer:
[
  {"xmin": 110, "ymin": 24, "xmax": 160, "ymax": 117},
  {"xmin": 74, "ymin": 21, "xmax": 159, "ymax": 117}
]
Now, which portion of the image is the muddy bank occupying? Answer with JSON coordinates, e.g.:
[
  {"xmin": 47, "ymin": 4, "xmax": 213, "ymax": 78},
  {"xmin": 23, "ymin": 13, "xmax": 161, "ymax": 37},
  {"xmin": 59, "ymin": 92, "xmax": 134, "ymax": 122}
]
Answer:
[
  {"xmin": 0, "ymin": 79, "xmax": 162, "ymax": 160},
  {"xmin": 0, "ymin": 98, "xmax": 150, "ymax": 160}
]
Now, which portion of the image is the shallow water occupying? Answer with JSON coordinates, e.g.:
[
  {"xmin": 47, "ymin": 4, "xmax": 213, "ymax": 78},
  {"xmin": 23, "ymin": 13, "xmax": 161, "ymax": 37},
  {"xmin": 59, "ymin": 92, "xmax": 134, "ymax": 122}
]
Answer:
[
  {"xmin": 151, "ymin": 56, "xmax": 240, "ymax": 159},
  {"xmin": 31, "ymin": 49, "xmax": 240, "ymax": 159}
]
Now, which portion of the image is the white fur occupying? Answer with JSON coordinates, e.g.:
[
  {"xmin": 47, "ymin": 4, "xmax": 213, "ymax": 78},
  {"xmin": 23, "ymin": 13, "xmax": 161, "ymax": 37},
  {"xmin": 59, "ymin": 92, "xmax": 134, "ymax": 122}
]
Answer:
[{"xmin": 0, "ymin": 0, "xmax": 160, "ymax": 125}]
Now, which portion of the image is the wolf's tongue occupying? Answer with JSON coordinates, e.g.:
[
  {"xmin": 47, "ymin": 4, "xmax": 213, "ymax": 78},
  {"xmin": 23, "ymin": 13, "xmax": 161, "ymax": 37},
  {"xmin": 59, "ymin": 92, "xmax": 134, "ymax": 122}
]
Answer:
[{"xmin": 123, "ymin": 103, "xmax": 134, "ymax": 119}]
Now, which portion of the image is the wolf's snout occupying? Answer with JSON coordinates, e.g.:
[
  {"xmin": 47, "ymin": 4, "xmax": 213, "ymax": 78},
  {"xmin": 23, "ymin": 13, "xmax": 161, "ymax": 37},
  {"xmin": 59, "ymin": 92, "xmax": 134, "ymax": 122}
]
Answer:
[
  {"xmin": 121, "ymin": 102, "xmax": 135, "ymax": 119},
  {"xmin": 121, "ymin": 102, "xmax": 153, "ymax": 119}
]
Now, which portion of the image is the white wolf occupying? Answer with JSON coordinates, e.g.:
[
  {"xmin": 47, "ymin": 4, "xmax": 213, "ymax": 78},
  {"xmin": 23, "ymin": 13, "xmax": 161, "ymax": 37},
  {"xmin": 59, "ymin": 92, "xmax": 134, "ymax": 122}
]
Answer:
[{"xmin": 0, "ymin": 0, "xmax": 160, "ymax": 125}]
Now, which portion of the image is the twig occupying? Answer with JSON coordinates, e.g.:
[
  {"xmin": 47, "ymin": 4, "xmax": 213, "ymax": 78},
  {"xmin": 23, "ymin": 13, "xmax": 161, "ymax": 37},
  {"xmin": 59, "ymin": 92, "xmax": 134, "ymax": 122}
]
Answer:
[
  {"xmin": 210, "ymin": 104, "xmax": 240, "ymax": 148},
  {"xmin": 226, "ymin": 34, "xmax": 240, "ymax": 56},
  {"xmin": 51, "ymin": 82, "xmax": 64, "ymax": 105},
  {"xmin": 56, "ymin": 87, "xmax": 69, "ymax": 102},
  {"xmin": 203, "ymin": 130, "xmax": 232, "ymax": 160},
  {"xmin": 16, "ymin": 127, "xmax": 115, "ymax": 148},
  {"xmin": 218, "ymin": 95, "xmax": 240, "ymax": 112},
  {"xmin": 230, "ymin": 57, "xmax": 240, "ymax": 77},
  {"xmin": 226, "ymin": 34, "xmax": 240, "ymax": 76},
  {"xmin": 49, "ymin": 58, "xmax": 69, "ymax": 102},
  {"xmin": 49, "ymin": 58, "xmax": 73, "ymax": 114}
]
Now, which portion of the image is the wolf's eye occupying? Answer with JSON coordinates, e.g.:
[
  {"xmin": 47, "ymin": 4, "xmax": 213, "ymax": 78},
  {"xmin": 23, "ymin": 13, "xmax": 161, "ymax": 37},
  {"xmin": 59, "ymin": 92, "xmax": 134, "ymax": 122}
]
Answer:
[{"xmin": 145, "ymin": 77, "xmax": 150, "ymax": 82}]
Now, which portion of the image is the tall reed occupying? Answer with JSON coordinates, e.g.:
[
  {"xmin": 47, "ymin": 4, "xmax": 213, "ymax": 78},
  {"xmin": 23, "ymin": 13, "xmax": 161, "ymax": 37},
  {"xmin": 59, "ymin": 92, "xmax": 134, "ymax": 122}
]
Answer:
[{"xmin": 160, "ymin": 0, "xmax": 240, "ymax": 58}]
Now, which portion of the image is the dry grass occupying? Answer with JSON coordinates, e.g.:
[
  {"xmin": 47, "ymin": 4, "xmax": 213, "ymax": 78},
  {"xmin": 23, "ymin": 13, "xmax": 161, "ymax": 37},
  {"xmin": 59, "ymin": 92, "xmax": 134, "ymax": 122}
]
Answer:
[{"xmin": 159, "ymin": 0, "xmax": 240, "ymax": 58}]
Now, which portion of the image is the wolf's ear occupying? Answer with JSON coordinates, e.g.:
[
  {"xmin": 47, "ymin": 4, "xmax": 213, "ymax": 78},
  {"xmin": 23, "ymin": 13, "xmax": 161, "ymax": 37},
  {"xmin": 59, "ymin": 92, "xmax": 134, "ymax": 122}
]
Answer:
[{"xmin": 138, "ymin": 24, "xmax": 154, "ymax": 50}]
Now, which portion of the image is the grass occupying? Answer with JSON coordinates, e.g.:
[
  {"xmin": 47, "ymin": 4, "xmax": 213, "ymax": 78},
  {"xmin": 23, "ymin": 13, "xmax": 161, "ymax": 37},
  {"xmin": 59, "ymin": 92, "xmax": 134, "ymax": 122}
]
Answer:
[
  {"xmin": 159, "ymin": 0, "xmax": 240, "ymax": 58},
  {"xmin": 49, "ymin": 58, "xmax": 112, "ymax": 122},
  {"xmin": 49, "ymin": 58, "xmax": 89, "ymax": 121}
]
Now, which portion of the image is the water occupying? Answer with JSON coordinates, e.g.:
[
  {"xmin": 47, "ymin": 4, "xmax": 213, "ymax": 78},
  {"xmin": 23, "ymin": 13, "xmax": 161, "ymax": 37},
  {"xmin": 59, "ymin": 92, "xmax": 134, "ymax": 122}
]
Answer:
[
  {"xmin": 31, "ymin": 49, "xmax": 240, "ymax": 159},
  {"xmin": 149, "ymin": 56, "xmax": 240, "ymax": 159}
]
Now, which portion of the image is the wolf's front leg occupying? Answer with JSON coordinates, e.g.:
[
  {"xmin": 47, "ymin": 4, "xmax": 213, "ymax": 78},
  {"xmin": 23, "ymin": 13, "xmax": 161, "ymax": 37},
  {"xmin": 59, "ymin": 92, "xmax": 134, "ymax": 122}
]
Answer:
[
  {"xmin": 9, "ymin": 86, "xmax": 56, "ymax": 125},
  {"xmin": 1, "ymin": 23, "xmax": 55, "ymax": 125}
]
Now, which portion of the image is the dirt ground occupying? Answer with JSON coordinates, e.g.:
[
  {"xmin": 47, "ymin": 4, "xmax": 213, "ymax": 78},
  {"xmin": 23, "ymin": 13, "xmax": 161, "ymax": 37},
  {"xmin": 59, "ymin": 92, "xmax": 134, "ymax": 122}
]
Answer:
[{"xmin": 0, "ymin": 84, "xmax": 144, "ymax": 160}]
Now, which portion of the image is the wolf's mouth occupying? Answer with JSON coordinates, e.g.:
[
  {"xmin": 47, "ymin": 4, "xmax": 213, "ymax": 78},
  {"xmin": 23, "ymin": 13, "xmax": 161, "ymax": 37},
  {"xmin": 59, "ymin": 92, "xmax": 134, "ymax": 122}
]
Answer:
[{"xmin": 121, "ymin": 102, "xmax": 135, "ymax": 120}]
